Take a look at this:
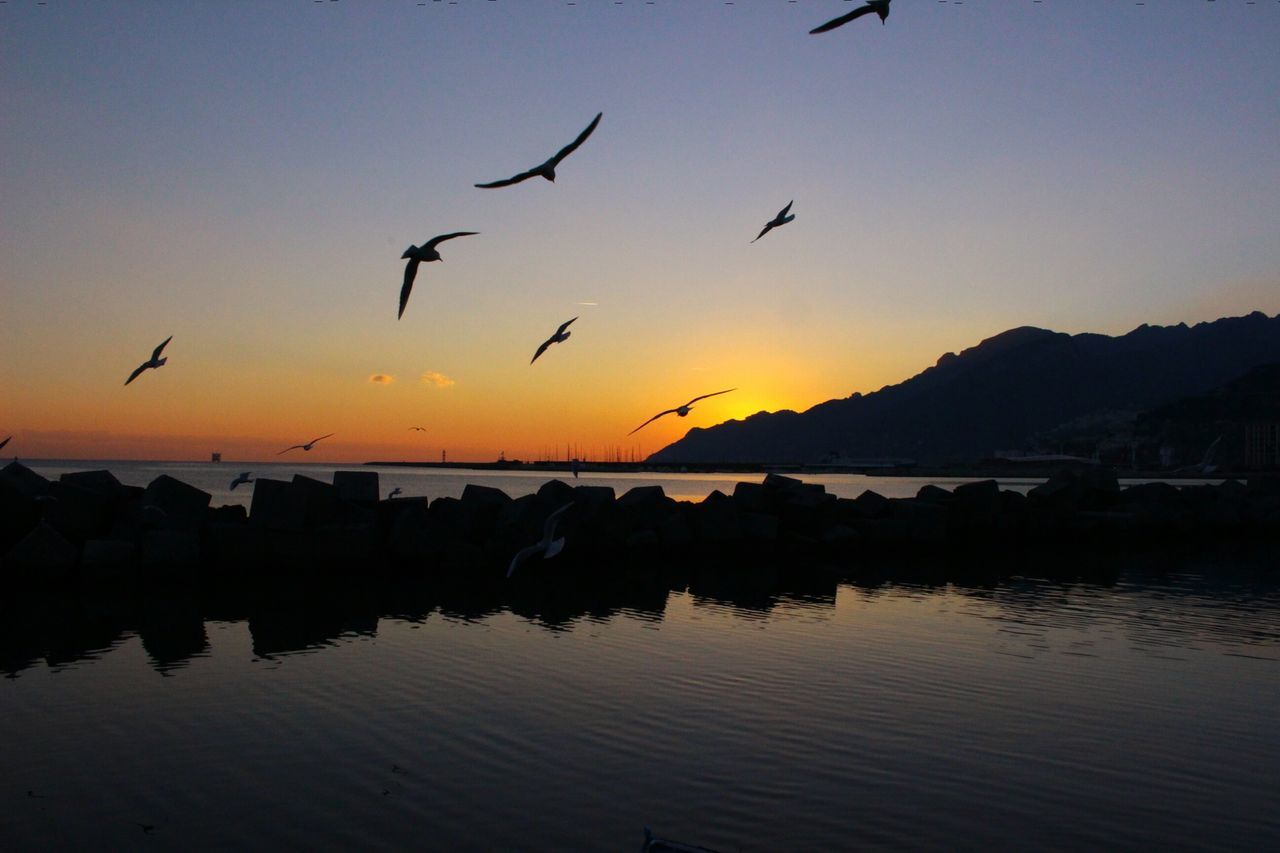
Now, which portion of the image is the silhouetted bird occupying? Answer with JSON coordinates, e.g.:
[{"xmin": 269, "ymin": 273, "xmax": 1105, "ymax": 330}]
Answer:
[
  {"xmin": 810, "ymin": 0, "xmax": 890, "ymax": 34},
  {"xmin": 399, "ymin": 232, "xmax": 478, "ymax": 320},
  {"xmin": 629, "ymin": 389, "xmax": 736, "ymax": 435},
  {"xmin": 388, "ymin": 487, "xmax": 402, "ymax": 499},
  {"xmin": 229, "ymin": 472, "xmax": 253, "ymax": 491},
  {"xmin": 278, "ymin": 433, "xmax": 334, "ymax": 454},
  {"xmin": 124, "ymin": 336, "xmax": 172, "ymax": 385},
  {"xmin": 507, "ymin": 502, "xmax": 573, "ymax": 577},
  {"xmin": 752, "ymin": 201, "xmax": 794, "ymax": 243},
  {"xmin": 409, "ymin": 426, "xmax": 427, "ymax": 432},
  {"xmin": 531, "ymin": 317, "xmax": 577, "ymax": 364},
  {"xmin": 475, "ymin": 112, "xmax": 603, "ymax": 188}
]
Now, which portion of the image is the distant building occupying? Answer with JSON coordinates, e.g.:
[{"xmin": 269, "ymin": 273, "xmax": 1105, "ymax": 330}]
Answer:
[
  {"xmin": 1244, "ymin": 423, "xmax": 1279, "ymax": 468},
  {"xmin": 211, "ymin": 452, "xmax": 221, "ymax": 463}
]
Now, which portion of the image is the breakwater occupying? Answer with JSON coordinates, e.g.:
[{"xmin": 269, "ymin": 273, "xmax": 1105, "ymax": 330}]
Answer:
[{"xmin": 2, "ymin": 460, "xmax": 1277, "ymax": 589}]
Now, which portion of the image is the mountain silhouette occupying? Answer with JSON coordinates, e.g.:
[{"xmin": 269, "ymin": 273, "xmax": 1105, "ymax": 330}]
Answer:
[{"xmin": 648, "ymin": 312, "xmax": 1280, "ymax": 465}]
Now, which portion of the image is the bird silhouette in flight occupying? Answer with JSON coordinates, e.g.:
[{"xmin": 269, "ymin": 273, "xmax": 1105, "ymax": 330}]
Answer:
[
  {"xmin": 752, "ymin": 201, "xmax": 795, "ymax": 243},
  {"xmin": 229, "ymin": 472, "xmax": 253, "ymax": 490},
  {"xmin": 278, "ymin": 433, "xmax": 333, "ymax": 454},
  {"xmin": 811, "ymin": 0, "xmax": 890, "ymax": 34},
  {"xmin": 475, "ymin": 112, "xmax": 603, "ymax": 188},
  {"xmin": 124, "ymin": 336, "xmax": 172, "ymax": 385},
  {"xmin": 531, "ymin": 317, "xmax": 578, "ymax": 364},
  {"xmin": 507, "ymin": 502, "xmax": 574, "ymax": 577},
  {"xmin": 629, "ymin": 389, "xmax": 736, "ymax": 435},
  {"xmin": 399, "ymin": 232, "xmax": 478, "ymax": 319},
  {"xmin": 0, "ymin": 436, "xmax": 10, "ymax": 452},
  {"xmin": 409, "ymin": 426, "xmax": 427, "ymax": 432}
]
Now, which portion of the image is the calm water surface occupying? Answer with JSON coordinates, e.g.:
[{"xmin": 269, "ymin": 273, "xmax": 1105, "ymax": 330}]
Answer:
[{"xmin": 3, "ymin": 556, "xmax": 1277, "ymax": 851}]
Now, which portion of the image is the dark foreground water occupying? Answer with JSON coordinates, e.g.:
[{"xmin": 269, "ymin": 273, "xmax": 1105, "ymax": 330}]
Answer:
[{"xmin": 2, "ymin": 550, "xmax": 1277, "ymax": 851}]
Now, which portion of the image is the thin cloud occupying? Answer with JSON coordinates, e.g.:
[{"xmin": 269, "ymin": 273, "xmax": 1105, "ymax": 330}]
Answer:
[
  {"xmin": 368, "ymin": 374, "xmax": 394, "ymax": 385},
  {"xmin": 421, "ymin": 371, "xmax": 456, "ymax": 388},
  {"xmin": 575, "ymin": 301, "xmax": 599, "ymax": 307}
]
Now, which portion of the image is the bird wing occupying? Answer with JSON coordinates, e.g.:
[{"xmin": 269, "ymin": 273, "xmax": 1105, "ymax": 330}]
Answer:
[
  {"xmin": 424, "ymin": 231, "xmax": 479, "ymax": 251},
  {"xmin": 124, "ymin": 363, "xmax": 149, "ymax": 385},
  {"xmin": 629, "ymin": 409, "xmax": 679, "ymax": 435},
  {"xmin": 507, "ymin": 544, "xmax": 540, "ymax": 578},
  {"xmin": 278, "ymin": 444, "xmax": 304, "ymax": 454},
  {"xmin": 685, "ymin": 388, "xmax": 736, "ymax": 406},
  {"xmin": 530, "ymin": 337, "xmax": 555, "ymax": 364},
  {"xmin": 475, "ymin": 168, "xmax": 539, "ymax": 189},
  {"xmin": 151, "ymin": 335, "xmax": 173, "ymax": 361},
  {"xmin": 778, "ymin": 200, "xmax": 794, "ymax": 218},
  {"xmin": 751, "ymin": 222, "xmax": 774, "ymax": 243},
  {"xmin": 0, "ymin": 436, "xmax": 10, "ymax": 450},
  {"xmin": 541, "ymin": 501, "xmax": 574, "ymax": 542},
  {"xmin": 310, "ymin": 433, "xmax": 334, "ymax": 444},
  {"xmin": 556, "ymin": 316, "xmax": 579, "ymax": 336},
  {"xmin": 549, "ymin": 112, "xmax": 603, "ymax": 166},
  {"xmin": 399, "ymin": 258, "xmax": 419, "ymax": 320},
  {"xmin": 810, "ymin": 5, "xmax": 874, "ymax": 34}
]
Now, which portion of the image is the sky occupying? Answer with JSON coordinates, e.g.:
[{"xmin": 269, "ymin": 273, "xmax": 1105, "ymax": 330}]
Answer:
[{"xmin": 3, "ymin": 0, "xmax": 1279, "ymax": 463}]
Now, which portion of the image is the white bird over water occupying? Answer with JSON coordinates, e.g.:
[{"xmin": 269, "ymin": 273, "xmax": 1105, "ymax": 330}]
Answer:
[
  {"xmin": 399, "ymin": 232, "xmax": 478, "ymax": 320},
  {"xmin": 278, "ymin": 433, "xmax": 334, "ymax": 455},
  {"xmin": 531, "ymin": 317, "xmax": 578, "ymax": 364},
  {"xmin": 810, "ymin": 0, "xmax": 890, "ymax": 34},
  {"xmin": 475, "ymin": 112, "xmax": 603, "ymax": 189},
  {"xmin": 124, "ymin": 336, "xmax": 172, "ymax": 386},
  {"xmin": 229, "ymin": 472, "xmax": 253, "ymax": 491},
  {"xmin": 507, "ymin": 502, "xmax": 574, "ymax": 578},
  {"xmin": 752, "ymin": 201, "xmax": 794, "ymax": 243},
  {"xmin": 629, "ymin": 389, "xmax": 736, "ymax": 435}
]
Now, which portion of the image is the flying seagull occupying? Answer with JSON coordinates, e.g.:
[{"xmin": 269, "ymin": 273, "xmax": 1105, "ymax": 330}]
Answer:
[
  {"xmin": 229, "ymin": 472, "xmax": 253, "ymax": 491},
  {"xmin": 507, "ymin": 502, "xmax": 574, "ymax": 578},
  {"xmin": 124, "ymin": 336, "xmax": 172, "ymax": 386},
  {"xmin": 752, "ymin": 201, "xmax": 795, "ymax": 243},
  {"xmin": 278, "ymin": 433, "xmax": 334, "ymax": 455},
  {"xmin": 399, "ymin": 232, "xmax": 478, "ymax": 320},
  {"xmin": 531, "ymin": 317, "xmax": 578, "ymax": 364},
  {"xmin": 388, "ymin": 487, "xmax": 403, "ymax": 499},
  {"xmin": 810, "ymin": 0, "xmax": 890, "ymax": 34},
  {"xmin": 475, "ymin": 112, "xmax": 603, "ymax": 189},
  {"xmin": 628, "ymin": 389, "xmax": 736, "ymax": 435},
  {"xmin": 409, "ymin": 426, "xmax": 427, "ymax": 432}
]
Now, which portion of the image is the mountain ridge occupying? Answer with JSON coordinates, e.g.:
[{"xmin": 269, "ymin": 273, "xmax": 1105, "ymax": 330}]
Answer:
[{"xmin": 648, "ymin": 311, "xmax": 1280, "ymax": 465}]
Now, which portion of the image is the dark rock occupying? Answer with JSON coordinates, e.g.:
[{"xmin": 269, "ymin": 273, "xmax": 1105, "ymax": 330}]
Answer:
[
  {"xmin": 690, "ymin": 493, "xmax": 743, "ymax": 544},
  {"xmin": 292, "ymin": 475, "xmax": 338, "ymax": 527},
  {"xmin": 209, "ymin": 504, "xmax": 248, "ymax": 525},
  {"xmin": 891, "ymin": 499, "xmax": 948, "ymax": 544},
  {"xmin": 762, "ymin": 473, "xmax": 805, "ymax": 491},
  {"xmin": 537, "ymin": 479, "xmax": 576, "ymax": 506},
  {"xmin": 458, "ymin": 484, "xmax": 512, "ymax": 541},
  {"xmin": 916, "ymin": 484, "xmax": 954, "ymax": 504},
  {"xmin": 742, "ymin": 511, "xmax": 779, "ymax": 542},
  {"xmin": 60, "ymin": 469, "xmax": 125, "ymax": 497},
  {"xmin": 250, "ymin": 478, "xmax": 308, "ymax": 532},
  {"xmin": 333, "ymin": 470, "xmax": 380, "ymax": 504},
  {"xmin": 951, "ymin": 479, "xmax": 1002, "ymax": 525},
  {"xmin": 0, "ymin": 460, "xmax": 51, "ymax": 500},
  {"xmin": 81, "ymin": 539, "xmax": 139, "ymax": 586},
  {"xmin": 1029, "ymin": 468, "xmax": 1079, "ymax": 503},
  {"xmin": 3, "ymin": 522, "xmax": 78, "ymax": 584},
  {"xmin": 141, "ymin": 475, "xmax": 211, "ymax": 532},
  {"xmin": 141, "ymin": 530, "xmax": 202, "ymax": 580},
  {"xmin": 46, "ymin": 479, "xmax": 117, "ymax": 542},
  {"xmin": 572, "ymin": 485, "xmax": 615, "ymax": 508},
  {"xmin": 732, "ymin": 481, "xmax": 768, "ymax": 513},
  {"xmin": 625, "ymin": 529, "xmax": 660, "ymax": 550},
  {"xmin": 851, "ymin": 490, "xmax": 891, "ymax": 519},
  {"xmin": 821, "ymin": 523, "xmax": 859, "ymax": 544},
  {"xmin": 205, "ymin": 523, "xmax": 266, "ymax": 568},
  {"xmin": 658, "ymin": 511, "xmax": 695, "ymax": 550}
]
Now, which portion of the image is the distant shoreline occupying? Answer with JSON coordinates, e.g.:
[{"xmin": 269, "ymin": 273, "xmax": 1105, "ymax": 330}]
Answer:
[{"xmin": 362, "ymin": 459, "xmax": 1239, "ymax": 481}]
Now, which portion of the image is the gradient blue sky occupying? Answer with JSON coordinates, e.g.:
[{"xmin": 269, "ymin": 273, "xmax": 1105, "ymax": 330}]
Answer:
[{"xmin": 3, "ymin": 0, "xmax": 1279, "ymax": 461}]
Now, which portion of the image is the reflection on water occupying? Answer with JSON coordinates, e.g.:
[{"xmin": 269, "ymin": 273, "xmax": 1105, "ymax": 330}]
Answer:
[{"xmin": 2, "ymin": 549, "xmax": 1277, "ymax": 851}]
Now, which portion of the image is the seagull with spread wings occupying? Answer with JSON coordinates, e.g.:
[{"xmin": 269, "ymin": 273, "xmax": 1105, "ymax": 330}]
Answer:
[
  {"xmin": 507, "ymin": 502, "xmax": 574, "ymax": 577},
  {"xmin": 124, "ymin": 336, "xmax": 172, "ymax": 386},
  {"xmin": 399, "ymin": 232, "xmax": 478, "ymax": 320},
  {"xmin": 475, "ymin": 112, "xmax": 603, "ymax": 189},
  {"xmin": 229, "ymin": 472, "xmax": 253, "ymax": 491},
  {"xmin": 752, "ymin": 201, "xmax": 795, "ymax": 243},
  {"xmin": 278, "ymin": 433, "xmax": 334, "ymax": 455},
  {"xmin": 531, "ymin": 317, "xmax": 577, "ymax": 364},
  {"xmin": 629, "ymin": 389, "xmax": 736, "ymax": 435},
  {"xmin": 810, "ymin": 0, "xmax": 890, "ymax": 34}
]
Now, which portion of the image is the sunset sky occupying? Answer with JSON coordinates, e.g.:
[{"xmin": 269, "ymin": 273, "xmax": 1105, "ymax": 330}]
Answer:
[{"xmin": 3, "ymin": 1, "xmax": 1279, "ymax": 463}]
